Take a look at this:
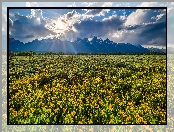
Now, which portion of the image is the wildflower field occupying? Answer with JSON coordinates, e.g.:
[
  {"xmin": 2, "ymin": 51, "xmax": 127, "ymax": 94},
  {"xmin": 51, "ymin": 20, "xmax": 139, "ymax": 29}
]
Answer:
[{"xmin": 8, "ymin": 55, "xmax": 166, "ymax": 124}]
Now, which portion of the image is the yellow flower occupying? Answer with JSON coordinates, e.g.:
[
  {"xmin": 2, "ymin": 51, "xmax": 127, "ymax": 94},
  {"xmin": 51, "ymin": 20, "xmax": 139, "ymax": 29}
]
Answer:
[
  {"xmin": 67, "ymin": 113, "xmax": 71, "ymax": 117},
  {"xmin": 119, "ymin": 102, "xmax": 123, "ymax": 106},
  {"xmin": 56, "ymin": 83, "xmax": 61, "ymax": 87},
  {"xmin": 142, "ymin": 120, "xmax": 147, "ymax": 124},
  {"xmin": 31, "ymin": 108, "xmax": 35, "ymax": 113},
  {"xmin": 71, "ymin": 111, "xmax": 76, "ymax": 116},
  {"xmin": 88, "ymin": 119, "xmax": 93, "ymax": 124},
  {"xmin": 122, "ymin": 113, "xmax": 126, "ymax": 118},
  {"xmin": 126, "ymin": 115, "xmax": 131, "ymax": 121},
  {"xmin": 34, "ymin": 81, "xmax": 39, "ymax": 87},
  {"xmin": 57, "ymin": 101, "xmax": 61, "ymax": 105},
  {"xmin": 63, "ymin": 108, "xmax": 67, "ymax": 113},
  {"xmin": 12, "ymin": 110, "xmax": 17, "ymax": 117},
  {"xmin": 128, "ymin": 102, "xmax": 132, "ymax": 106},
  {"xmin": 47, "ymin": 109, "xmax": 52, "ymax": 113},
  {"xmin": 109, "ymin": 119, "xmax": 113, "ymax": 124},
  {"xmin": 95, "ymin": 77, "xmax": 102, "ymax": 83},
  {"xmin": 95, "ymin": 104, "xmax": 99, "ymax": 109},
  {"xmin": 24, "ymin": 111, "xmax": 28, "ymax": 117},
  {"xmin": 54, "ymin": 108, "xmax": 59, "ymax": 113},
  {"xmin": 9, "ymin": 108, "xmax": 14, "ymax": 111},
  {"xmin": 119, "ymin": 110, "xmax": 124, "ymax": 115},
  {"xmin": 78, "ymin": 121, "xmax": 83, "ymax": 124},
  {"xmin": 109, "ymin": 104, "xmax": 113, "ymax": 110},
  {"xmin": 162, "ymin": 120, "xmax": 166, "ymax": 123},
  {"xmin": 101, "ymin": 110, "xmax": 105, "ymax": 115},
  {"xmin": 118, "ymin": 78, "xmax": 123, "ymax": 83},
  {"xmin": 79, "ymin": 105, "xmax": 82, "ymax": 109},
  {"xmin": 19, "ymin": 108, "xmax": 24, "ymax": 113},
  {"xmin": 41, "ymin": 103, "xmax": 45, "ymax": 106},
  {"xmin": 50, "ymin": 103, "xmax": 54, "ymax": 108}
]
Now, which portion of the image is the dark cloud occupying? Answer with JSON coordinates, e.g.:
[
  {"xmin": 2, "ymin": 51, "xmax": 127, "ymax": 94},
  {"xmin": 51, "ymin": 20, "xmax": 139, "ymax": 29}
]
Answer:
[
  {"xmin": 102, "ymin": 15, "xmax": 124, "ymax": 29},
  {"xmin": 25, "ymin": 35, "xmax": 35, "ymax": 38},
  {"xmin": 8, "ymin": 8, "xmax": 167, "ymax": 48},
  {"xmin": 66, "ymin": 10, "xmax": 76, "ymax": 19},
  {"xmin": 14, "ymin": 13, "xmax": 21, "ymax": 19},
  {"xmin": 106, "ymin": 21, "xmax": 166, "ymax": 48},
  {"xmin": 61, "ymin": 19, "xmax": 66, "ymax": 23},
  {"xmin": 10, "ymin": 24, "xmax": 56, "ymax": 42},
  {"xmin": 70, "ymin": 10, "xmax": 166, "ymax": 48},
  {"xmin": 147, "ymin": 37, "xmax": 166, "ymax": 46},
  {"xmin": 113, "ymin": 9, "xmax": 167, "ymax": 47},
  {"xmin": 139, "ymin": 21, "xmax": 166, "ymax": 46},
  {"xmin": 73, "ymin": 15, "xmax": 124, "ymax": 38},
  {"xmin": 9, "ymin": 10, "xmax": 56, "ymax": 43},
  {"xmin": 140, "ymin": 22, "xmax": 166, "ymax": 36},
  {"xmin": 125, "ymin": 25, "xmax": 142, "ymax": 30},
  {"xmin": 85, "ymin": 9, "xmax": 103, "ymax": 15},
  {"xmin": 74, "ymin": 20, "xmax": 106, "ymax": 38}
]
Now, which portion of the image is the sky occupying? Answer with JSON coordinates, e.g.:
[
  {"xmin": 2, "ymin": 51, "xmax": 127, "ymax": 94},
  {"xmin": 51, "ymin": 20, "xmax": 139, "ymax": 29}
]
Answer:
[{"xmin": 2, "ymin": 2, "xmax": 174, "ymax": 49}]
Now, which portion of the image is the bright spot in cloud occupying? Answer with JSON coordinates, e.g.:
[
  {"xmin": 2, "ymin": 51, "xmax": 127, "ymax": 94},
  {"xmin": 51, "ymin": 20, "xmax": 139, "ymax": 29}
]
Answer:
[{"xmin": 57, "ymin": 20, "xmax": 65, "ymax": 30}]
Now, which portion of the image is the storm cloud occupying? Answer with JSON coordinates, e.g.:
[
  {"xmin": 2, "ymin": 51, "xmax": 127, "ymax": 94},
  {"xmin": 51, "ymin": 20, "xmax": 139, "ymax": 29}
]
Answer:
[
  {"xmin": 85, "ymin": 9, "xmax": 103, "ymax": 15},
  {"xmin": 8, "ymin": 8, "xmax": 167, "ymax": 48},
  {"xmin": 73, "ymin": 14, "xmax": 125, "ymax": 38},
  {"xmin": 9, "ymin": 9, "xmax": 56, "ymax": 43}
]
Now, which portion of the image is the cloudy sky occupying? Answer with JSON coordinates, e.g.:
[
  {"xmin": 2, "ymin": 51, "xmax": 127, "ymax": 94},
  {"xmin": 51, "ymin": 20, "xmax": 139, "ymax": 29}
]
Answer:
[{"xmin": 3, "ymin": 2, "xmax": 174, "ymax": 49}]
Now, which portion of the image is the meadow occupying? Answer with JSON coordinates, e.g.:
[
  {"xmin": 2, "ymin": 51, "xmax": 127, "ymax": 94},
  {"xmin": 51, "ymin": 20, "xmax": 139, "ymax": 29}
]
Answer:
[{"xmin": 8, "ymin": 54, "xmax": 166, "ymax": 124}]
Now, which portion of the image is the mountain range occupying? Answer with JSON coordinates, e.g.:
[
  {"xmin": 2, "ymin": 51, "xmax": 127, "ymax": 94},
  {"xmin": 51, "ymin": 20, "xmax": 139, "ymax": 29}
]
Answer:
[{"xmin": 9, "ymin": 37, "xmax": 166, "ymax": 53}]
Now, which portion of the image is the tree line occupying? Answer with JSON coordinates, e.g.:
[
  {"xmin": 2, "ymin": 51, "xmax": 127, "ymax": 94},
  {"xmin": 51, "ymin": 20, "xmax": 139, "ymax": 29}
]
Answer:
[{"xmin": 9, "ymin": 50, "xmax": 166, "ymax": 57}]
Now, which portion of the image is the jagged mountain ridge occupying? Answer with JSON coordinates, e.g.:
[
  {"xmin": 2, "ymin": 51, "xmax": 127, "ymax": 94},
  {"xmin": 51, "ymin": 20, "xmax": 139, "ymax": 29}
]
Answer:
[{"xmin": 9, "ymin": 37, "xmax": 163, "ymax": 53}]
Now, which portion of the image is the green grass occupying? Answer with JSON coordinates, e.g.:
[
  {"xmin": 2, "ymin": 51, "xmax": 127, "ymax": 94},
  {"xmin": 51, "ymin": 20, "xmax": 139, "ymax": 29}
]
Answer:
[{"xmin": 9, "ymin": 55, "xmax": 166, "ymax": 124}]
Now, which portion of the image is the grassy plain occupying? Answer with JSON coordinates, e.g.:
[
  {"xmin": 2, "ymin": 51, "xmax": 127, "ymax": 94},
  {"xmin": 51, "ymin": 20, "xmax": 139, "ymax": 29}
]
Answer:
[{"xmin": 9, "ymin": 55, "xmax": 166, "ymax": 124}]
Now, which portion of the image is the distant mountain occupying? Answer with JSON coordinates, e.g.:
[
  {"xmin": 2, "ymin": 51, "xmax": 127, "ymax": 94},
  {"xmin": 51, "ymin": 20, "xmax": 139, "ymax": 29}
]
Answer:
[
  {"xmin": 147, "ymin": 47, "xmax": 166, "ymax": 53},
  {"xmin": 9, "ymin": 37, "xmax": 165, "ymax": 53}
]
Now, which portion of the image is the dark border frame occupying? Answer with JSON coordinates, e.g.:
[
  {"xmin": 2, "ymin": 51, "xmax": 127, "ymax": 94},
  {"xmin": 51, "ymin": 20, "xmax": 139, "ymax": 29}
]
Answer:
[{"xmin": 7, "ymin": 6, "xmax": 167, "ymax": 125}]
